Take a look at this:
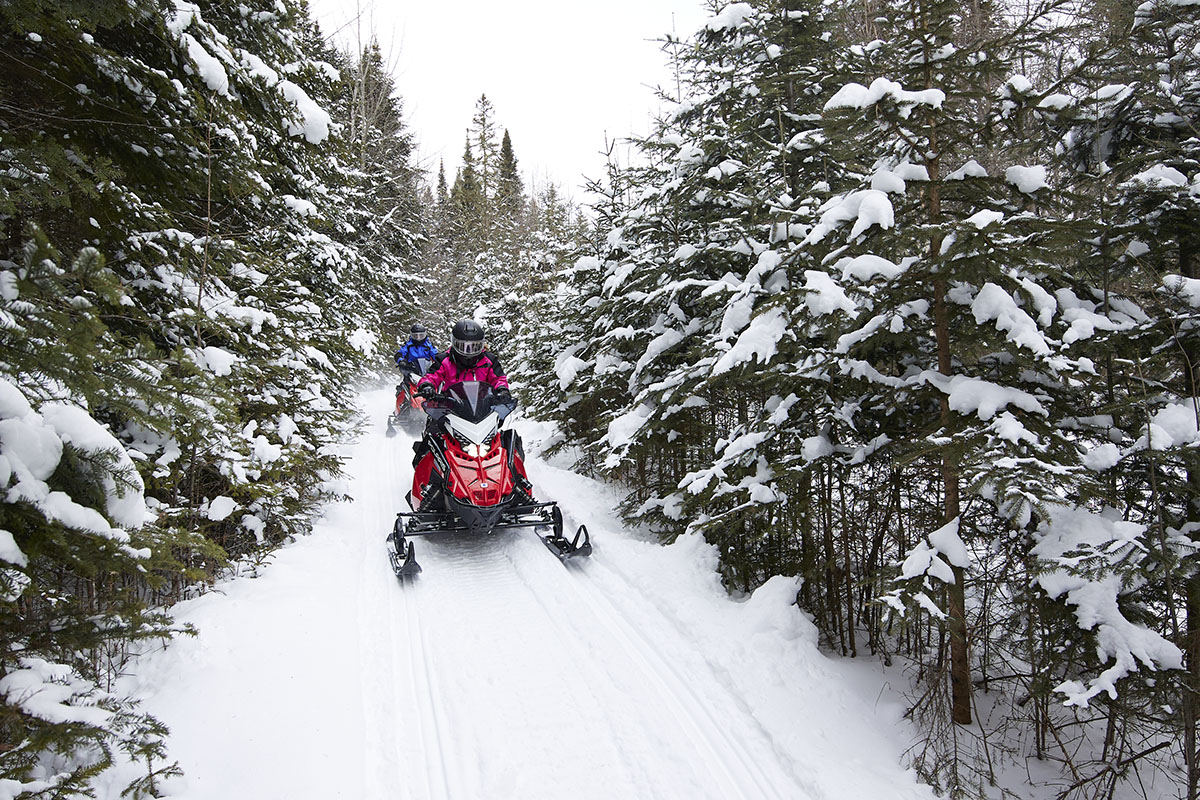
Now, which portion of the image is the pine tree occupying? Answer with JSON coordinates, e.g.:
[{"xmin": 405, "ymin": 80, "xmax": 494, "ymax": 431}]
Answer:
[
  {"xmin": 1056, "ymin": 1, "xmax": 1200, "ymax": 792},
  {"xmin": 495, "ymin": 129, "xmax": 526, "ymax": 268},
  {"xmin": 0, "ymin": 0, "xmax": 421, "ymax": 791},
  {"xmin": 334, "ymin": 37, "xmax": 425, "ymax": 346},
  {"xmin": 471, "ymin": 93, "xmax": 501, "ymax": 245}
]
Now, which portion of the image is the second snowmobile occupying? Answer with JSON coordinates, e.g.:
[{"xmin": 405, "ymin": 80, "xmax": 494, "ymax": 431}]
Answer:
[
  {"xmin": 386, "ymin": 381, "xmax": 591, "ymax": 578},
  {"xmin": 386, "ymin": 356, "xmax": 434, "ymax": 438}
]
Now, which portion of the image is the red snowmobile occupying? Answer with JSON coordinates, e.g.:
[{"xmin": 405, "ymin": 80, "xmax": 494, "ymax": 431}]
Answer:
[
  {"xmin": 386, "ymin": 356, "xmax": 435, "ymax": 438},
  {"xmin": 385, "ymin": 381, "xmax": 591, "ymax": 578}
]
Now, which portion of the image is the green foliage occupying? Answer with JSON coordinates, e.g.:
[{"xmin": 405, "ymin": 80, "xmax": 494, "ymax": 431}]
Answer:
[
  {"xmin": 0, "ymin": 0, "xmax": 423, "ymax": 794},
  {"xmin": 514, "ymin": 0, "xmax": 1200, "ymax": 795}
]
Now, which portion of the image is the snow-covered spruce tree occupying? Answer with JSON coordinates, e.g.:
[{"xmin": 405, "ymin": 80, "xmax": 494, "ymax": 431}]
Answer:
[
  {"xmin": 664, "ymin": 0, "xmax": 857, "ymax": 598},
  {"xmin": 470, "ymin": 94, "xmax": 501, "ymax": 248},
  {"xmin": 559, "ymin": 0, "xmax": 852, "ymax": 593},
  {"xmin": 494, "ymin": 130, "xmax": 525, "ymax": 271},
  {"xmin": 0, "ymin": 232, "xmax": 192, "ymax": 798},
  {"xmin": 819, "ymin": 0, "xmax": 1084, "ymax": 732},
  {"xmin": 114, "ymin": 0, "xmax": 370, "ymax": 558},
  {"xmin": 807, "ymin": 1, "xmax": 1187, "ymax": 792},
  {"xmin": 1053, "ymin": 0, "xmax": 1200, "ymax": 792},
  {"xmin": 416, "ymin": 160, "xmax": 459, "ymax": 333},
  {"xmin": 445, "ymin": 134, "xmax": 486, "ymax": 316},
  {"xmin": 333, "ymin": 38, "xmax": 426, "ymax": 350},
  {"xmin": 1, "ymin": 0, "xmax": 402, "ymax": 792},
  {"xmin": 435, "ymin": 95, "xmax": 504, "ymax": 323},
  {"xmin": 508, "ymin": 183, "xmax": 598, "ymax": 419}
]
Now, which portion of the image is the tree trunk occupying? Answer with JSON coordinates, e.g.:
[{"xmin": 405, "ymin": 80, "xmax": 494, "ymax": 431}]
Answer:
[
  {"xmin": 1185, "ymin": 566, "xmax": 1198, "ymax": 800},
  {"xmin": 934, "ymin": 274, "xmax": 971, "ymax": 726}
]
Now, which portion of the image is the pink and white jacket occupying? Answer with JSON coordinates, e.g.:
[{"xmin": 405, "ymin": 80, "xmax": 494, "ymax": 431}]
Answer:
[{"xmin": 417, "ymin": 351, "xmax": 510, "ymax": 393}]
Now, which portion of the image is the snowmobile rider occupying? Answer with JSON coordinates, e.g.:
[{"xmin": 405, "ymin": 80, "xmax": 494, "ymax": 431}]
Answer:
[
  {"xmin": 411, "ymin": 320, "xmax": 522, "ymax": 494},
  {"xmin": 394, "ymin": 322, "xmax": 439, "ymax": 369},
  {"xmin": 416, "ymin": 319, "xmax": 510, "ymax": 399}
]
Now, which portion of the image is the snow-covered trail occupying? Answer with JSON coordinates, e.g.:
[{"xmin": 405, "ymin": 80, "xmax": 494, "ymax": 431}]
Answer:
[{"xmin": 109, "ymin": 388, "xmax": 936, "ymax": 800}]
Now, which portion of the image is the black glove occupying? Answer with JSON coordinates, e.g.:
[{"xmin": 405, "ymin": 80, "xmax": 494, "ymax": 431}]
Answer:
[
  {"xmin": 418, "ymin": 384, "xmax": 436, "ymax": 399},
  {"xmin": 494, "ymin": 387, "xmax": 513, "ymax": 403}
]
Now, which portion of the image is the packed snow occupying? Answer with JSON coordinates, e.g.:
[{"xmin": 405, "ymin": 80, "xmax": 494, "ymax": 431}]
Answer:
[
  {"xmin": 0, "ymin": 378, "xmax": 147, "ymax": 554},
  {"xmin": 100, "ymin": 388, "xmax": 939, "ymax": 800},
  {"xmin": 278, "ymin": 80, "xmax": 332, "ymax": 144},
  {"xmin": 971, "ymin": 283, "xmax": 1051, "ymax": 355},
  {"xmin": 712, "ymin": 306, "xmax": 790, "ymax": 375}
]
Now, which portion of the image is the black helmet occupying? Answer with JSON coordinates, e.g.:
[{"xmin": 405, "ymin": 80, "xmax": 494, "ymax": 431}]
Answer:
[
  {"xmin": 450, "ymin": 319, "xmax": 485, "ymax": 367},
  {"xmin": 410, "ymin": 323, "xmax": 427, "ymax": 342}
]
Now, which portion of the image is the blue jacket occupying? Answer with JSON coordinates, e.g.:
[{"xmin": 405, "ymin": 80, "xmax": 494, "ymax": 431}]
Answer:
[{"xmin": 395, "ymin": 338, "xmax": 439, "ymax": 367}]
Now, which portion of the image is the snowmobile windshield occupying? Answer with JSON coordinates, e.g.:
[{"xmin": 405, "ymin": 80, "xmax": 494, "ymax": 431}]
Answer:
[
  {"xmin": 423, "ymin": 381, "xmax": 490, "ymax": 421},
  {"xmin": 425, "ymin": 381, "xmax": 513, "ymax": 424},
  {"xmin": 433, "ymin": 382, "xmax": 497, "ymax": 447},
  {"xmin": 445, "ymin": 381, "xmax": 490, "ymax": 422},
  {"xmin": 414, "ymin": 357, "xmax": 432, "ymax": 375}
]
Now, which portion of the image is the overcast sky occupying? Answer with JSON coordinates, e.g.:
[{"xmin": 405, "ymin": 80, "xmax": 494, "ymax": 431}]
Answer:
[{"xmin": 309, "ymin": 0, "xmax": 713, "ymax": 198}]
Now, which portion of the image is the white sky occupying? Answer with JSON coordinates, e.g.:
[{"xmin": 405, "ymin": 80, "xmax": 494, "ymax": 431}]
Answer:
[{"xmin": 309, "ymin": 0, "xmax": 713, "ymax": 198}]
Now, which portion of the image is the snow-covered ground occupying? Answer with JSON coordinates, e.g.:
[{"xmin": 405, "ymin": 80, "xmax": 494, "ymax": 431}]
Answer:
[{"xmin": 104, "ymin": 387, "xmax": 937, "ymax": 800}]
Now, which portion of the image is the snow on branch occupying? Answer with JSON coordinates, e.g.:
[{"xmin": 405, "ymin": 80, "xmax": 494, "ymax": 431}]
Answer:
[
  {"xmin": 1033, "ymin": 507, "xmax": 1183, "ymax": 707},
  {"xmin": 824, "ymin": 78, "xmax": 945, "ymax": 115}
]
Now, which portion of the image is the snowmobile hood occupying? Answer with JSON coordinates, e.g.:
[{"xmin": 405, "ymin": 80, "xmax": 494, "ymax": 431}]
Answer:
[{"xmin": 446, "ymin": 411, "xmax": 499, "ymax": 447}]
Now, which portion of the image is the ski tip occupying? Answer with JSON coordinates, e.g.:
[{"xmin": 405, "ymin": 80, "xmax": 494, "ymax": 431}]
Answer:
[{"xmin": 539, "ymin": 524, "xmax": 592, "ymax": 563}]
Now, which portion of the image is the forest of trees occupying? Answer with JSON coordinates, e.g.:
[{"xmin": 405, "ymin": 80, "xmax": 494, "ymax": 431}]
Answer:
[
  {"xmin": 4, "ymin": 0, "xmax": 1200, "ymax": 798},
  {"xmin": 417, "ymin": 92, "xmax": 593, "ymax": 345},
  {"xmin": 522, "ymin": 1, "xmax": 1200, "ymax": 798},
  {"xmin": 0, "ymin": 0, "xmax": 425, "ymax": 793}
]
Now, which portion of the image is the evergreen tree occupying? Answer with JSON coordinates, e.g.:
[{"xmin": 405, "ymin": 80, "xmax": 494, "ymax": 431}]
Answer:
[
  {"xmin": 471, "ymin": 93, "xmax": 501, "ymax": 244},
  {"xmin": 1057, "ymin": 0, "xmax": 1200, "ymax": 792},
  {"xmin": 334, "ymin": 38, "xmax": 425, "ymax": 346},
  {"xmin": 0, "ymin": 0, "xmax": 425, "ymax": 791},
  {"xmin": 495, "ymin": 129, "xmax": 526, "ymax": 267}
]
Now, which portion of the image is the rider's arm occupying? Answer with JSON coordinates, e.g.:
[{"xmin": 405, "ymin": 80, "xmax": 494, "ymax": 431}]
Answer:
[
  {"xmin": 417, "ymin": 354, "xmax": 450, "ymax": 390},
  {"xmin": 483, "ymin": 353, "xmax": 510, "ymax": 390}
]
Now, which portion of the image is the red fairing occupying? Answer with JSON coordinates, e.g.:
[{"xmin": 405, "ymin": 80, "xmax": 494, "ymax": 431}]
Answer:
[
  {"xmin": 444, "ymin": 435, "xmax": 513, "ymax": 507},
  {"xmin": 397, "ymin": 384, "xmax": 425, "ymax": 414},
  {"xmin": 411, "ymin": 451, "xmax": 434, "ymax": 505},
  {"xmin": 410, "ymin": 431, "xmax": 518, "ymax": 508}
]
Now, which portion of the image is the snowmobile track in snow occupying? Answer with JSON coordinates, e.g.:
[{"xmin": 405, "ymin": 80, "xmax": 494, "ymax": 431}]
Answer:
[
  {"xmin": 382, "ymin": 433, "xmax": 456, "ymax": 800},
  {"xmin": 397, "ymin": 575, "xmax": 457, "ymax": 800},
  {"xmin": 566, "ymin": 551, "xmax": 819, "ymax": 796},
  {"xmin": 507, "ymin": 525, "xmax": 800, "ymax": 800},
  {"xmin": 566, "ymin": 570, "xmax": 787, "ymax": 799}
]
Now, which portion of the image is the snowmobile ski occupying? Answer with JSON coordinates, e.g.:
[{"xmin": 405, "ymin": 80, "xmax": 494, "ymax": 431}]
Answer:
[
  {"xmin": 535, "ymin": 504, "xmax": 592, "ymax": 562},
  {"xmin": 539, "ymin": 523, "xmax": 592, "ymax": 562},
  {"xmin": 386, "ymin": 519, "xmax": 421, "ymax": 579}
]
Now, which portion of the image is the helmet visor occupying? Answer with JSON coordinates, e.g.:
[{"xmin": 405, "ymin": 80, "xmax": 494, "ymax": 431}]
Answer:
[
  {"xmin": 454, "ymin": 338, "xmax": 484, "ymax": 357},
  {"xmin": 412, "ymin": 331, "xmax": 427, "ymax": 342}
]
